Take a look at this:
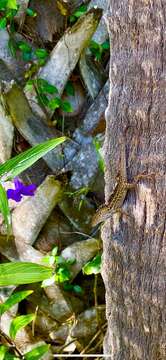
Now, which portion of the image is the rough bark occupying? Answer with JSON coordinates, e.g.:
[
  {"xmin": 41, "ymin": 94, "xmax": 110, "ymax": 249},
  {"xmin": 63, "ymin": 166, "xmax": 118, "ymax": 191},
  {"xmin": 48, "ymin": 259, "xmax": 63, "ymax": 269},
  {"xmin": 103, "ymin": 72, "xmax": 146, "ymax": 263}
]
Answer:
[{"xmin": 102, "ymin": 1, "xmax": 166, "ymax": 359}]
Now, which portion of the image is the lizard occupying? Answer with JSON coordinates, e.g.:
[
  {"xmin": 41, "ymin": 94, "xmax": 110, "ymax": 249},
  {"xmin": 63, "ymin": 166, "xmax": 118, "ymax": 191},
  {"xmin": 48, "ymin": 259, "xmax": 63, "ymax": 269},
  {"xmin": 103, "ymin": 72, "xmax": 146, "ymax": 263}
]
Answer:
[{"xmin": 91, "ymin": 141, "xmax": 138, "ymax": 227}]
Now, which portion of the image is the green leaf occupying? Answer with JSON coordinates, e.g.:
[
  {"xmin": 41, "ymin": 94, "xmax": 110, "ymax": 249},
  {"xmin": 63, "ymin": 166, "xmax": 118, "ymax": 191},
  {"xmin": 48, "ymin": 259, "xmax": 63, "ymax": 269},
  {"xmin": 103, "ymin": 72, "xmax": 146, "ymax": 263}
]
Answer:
[
  {"xmin": 0, "ymin": 137, "xmax": 66, "ymax": 180},
  {"xmin": 42, "ymin": 255, "xmax": 55, "ymax": 266},
  {"xmin": 48, "ymin": 97, "xmax": 61, "ymax": 110},
  {"xmin": 9, "ymin": 313, "xmax": 35, "ymax": 339},
  {"xmin": 63, "ymin": 283, "xmax": 73, "ymax": 291},
  {"xmin": 73, "ymin": 284, "xmax": 83, "ymax": 294},
  {"xmin": 82, "ymin": 255, "xmax": 101, "ymax": 275},
  {"xmin": 73, "ymin": 4, "xmax": 87, "ymax": 18},
  {"xmin": 69, "ymin": 15, "xmax": 75, "ymax": 23},
  {"xmin": 18, "ymin": 41, "xmax": 32, "ymax": 53},
  {"xmin": 101, "ymin": 40, "xmax": 110, "ymax": 50},
  {"xmin": 35, "ymin": 49, "xmax": 48, "ymax": 60},
  {"xmin": 22, "ymin": 51, "xmax": 32, "ymax": 62},
  {"xmin": 55, "ymin": 267, "xmax": 71, "ymax": 283},
  {"xmin": 36, "ymin": 78, "xmax": 58, "ymax": 94},
  {"xmin": 51, "ymin": 246, "xmax": 58, "ymax": 256},
  {"xmin": 61, "ymin": 100, "xmax": 73, "ymax": 113},
  {"xmin": 0, "ymin": 262, "xmax": 52, "ymax": 286},
  {"xmin": 54, "ymin": 256, "xmax": 65, "ymax": 265},
  {"xmin": 0, "ymin": 345, "xmax": 8, "ymax": 360},
  {"xmin": 89, "ymin": 40, "xmax": 100, "ymax": 50},
  {"xmin": 0, "ymin": 290, "xmax": 33, "ymax": 316},
  {"xmin": 8, "ymin": 38, "xmax": 17, "ymax": 57},
  {"xmin": 93, "ymin": 138, "xmax": 105, "ymax": 173},
  {"xmin": 0, "ymin": 184, "xmax": 11, "ymax": 236},
  {"xmin": 0, "ymin": 1, "xmax": 8, "ymax": 11},
  {"xmin": 26, "ymin": 8, "xmax": 37, "ymax": 17},
  {"xmin": 36, "ymin": 93, "xmax": 49, "ymax": 107},
  {"xmin": 0, "ymin": 17, "xmax": 7, "ymax": 29},
  {"xmin": 25, "ymin": 79, "xmax": 34, "ymax": 92},
  {"xmin": 4, "ymin": 355, "xmax": 19, "ymax": 360},
  {"xmin": 65, "ymin": 81, "xmax": 75, "ymax": 96},
  {"xmin": 7, "ymin": 0, "xmax": 17, "ymax": 10},
  {"xmin": 24, "ymin": 344, "xmax": 50, "ymax": 360}
]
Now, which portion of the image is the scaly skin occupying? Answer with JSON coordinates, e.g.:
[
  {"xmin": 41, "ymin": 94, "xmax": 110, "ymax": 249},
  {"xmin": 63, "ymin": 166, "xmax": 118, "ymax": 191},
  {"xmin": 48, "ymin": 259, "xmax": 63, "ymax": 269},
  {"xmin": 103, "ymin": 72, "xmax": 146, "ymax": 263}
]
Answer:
[{"xmin": 91, "ymin": 141, "xmax": 135, "ymax": 227}]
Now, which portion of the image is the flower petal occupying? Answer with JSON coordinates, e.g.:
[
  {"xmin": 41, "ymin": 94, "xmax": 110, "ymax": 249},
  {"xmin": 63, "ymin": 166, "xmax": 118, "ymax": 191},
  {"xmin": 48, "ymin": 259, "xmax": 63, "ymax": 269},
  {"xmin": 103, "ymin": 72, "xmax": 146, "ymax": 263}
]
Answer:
[
  {"xmin": 7, "ymin": 189, "xmax": 22, "ymax": 202},
  {"xmin": 14, "ymin": 177, "xmax": 24, "ymax": 190},
  {"xmin": 21, "ymin": 183, "xmax": 37, "ymax": 196}
]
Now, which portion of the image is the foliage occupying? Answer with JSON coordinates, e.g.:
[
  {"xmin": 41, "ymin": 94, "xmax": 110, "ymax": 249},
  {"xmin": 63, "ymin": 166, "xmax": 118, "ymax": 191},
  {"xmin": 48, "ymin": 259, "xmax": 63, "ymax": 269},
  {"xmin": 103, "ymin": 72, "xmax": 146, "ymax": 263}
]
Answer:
[
  {"xmin": 82, "ymin": 254, "xmax": 101, "ymax": 275},
  {"xmin": 42, "ymin": 246, "xmax": 76, "ymax": 287},
  {"xmin": 0, "ymin": 290, "xmax": 33, "ymax": 315},
  {"xmin": 65, "ymin": 186, "xmax": 90, "ymax": 210},
  {"xmin": 24, "ymin": 345, "xmax": 50, "ymax": 360},
  {"xmin": 64, "ymin": 81, "xmax": 75, "ymax": 96},
  {"xmin": 69, "ymin": 4, "xmax": 87, "ymax": 23},
  {"xmin": 0, "ymin": 1, "xmax": 37, "ymax": 30},
  {"xmin": 89, "ymin": 40, "xmax": 110, "ymax": 61},
  {"xmin": 0, "ymin": 137, "xmax": 66, "ymax": 180},
  {"xmin": 0, "ymin": 137, "xmax": 66, "ymax": 233},
  {"xmin": 26, "ymin": 7, "xmax": 37, "ymax": 18},
  {"xmin": 26, "ymin": 78, "xmax": 73, "ymax": 113},
  {"xmin": 93, "ymin": 137, "xmax": 105, "ymax": 173},
  {"xmin": 0, "ymin": 290, "xmax": 49, "ymax": 358},
  {"xmin": 9, "ymin": 314, "xmax": 35, "ymax": 339},
  {"xmin": 0, "ymin": 0, "xmax": 18, "ymax": 30},
  {"xmin": 0, "ymin": 184, "xmax": 11, "ymax": 237},
  {"xmin": 0, "ymin": 262, "xmax": 53, "ymax": 286}
]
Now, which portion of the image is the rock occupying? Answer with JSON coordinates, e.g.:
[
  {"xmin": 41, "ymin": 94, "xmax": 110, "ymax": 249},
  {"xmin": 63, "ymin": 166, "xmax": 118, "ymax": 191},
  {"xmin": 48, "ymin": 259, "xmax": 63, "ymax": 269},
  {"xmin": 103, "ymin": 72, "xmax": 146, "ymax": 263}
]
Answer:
[
  {"xmin": 79, "ymin": 52, "xmax": 106, "ymax": 99},
  {"xmin": 0, "ymin": 94, "xmax": 14, "ymax": 163},
  {"xmin": 15, "ymin": 0, "xmax": 29, "ymax": 28},
  {"xmin": 70, "ymin": 305, "xmax": 106, "ymax": 339},
  {"xmin": 0, "ymin": 177, "xmax": 63, "ymax": 263},
  {"xmin": 59, "ymin": 190, "xmax": 95, "ymax": 233},
  {"xmin": 61, "ymin": 237, "xmax": 102, "ymax": 280},
  {"xmin": 88, "ymin": 0, "xmax": 108, "ymax": 44},
  {"xmin": 25, "ymin": 0, "xmax": 64, "ymax": 42},
  {"xmin": 39, "ymin": 8, "xmax": 102, "ymax": 93},
  {"xmin": 12, "ymin": 176, "xmax": 62, "ymax": 247},
  {"xmin": 0, "ymin": 310, "xmax": 52, "ymax": 359},
  {"xmin": 0, "ymin": 29, "xmax": 27, "ymax": 82},
  {"xmin": 28, "ymin": 285, "xmax": 76, "ymax": 322},
  {"xmin": 25, "ymin": 8, "xmax": 102, "ymax": 118},
  {"xmin": 44, "ymin": 285, "xmax": 84, "ymax": 318},
  {"xmin": 69, "ymin": 129, "xmax": 99, "ymax": 189},
  {"xmin": 59, "ymin": 81, "xmax": 86, "ymax": 118},
  {"xmin": 81, "ymin": 79, "xmax": 109, "ymax": 134},
  {"xmin": 50, "ymin": 323, "xmax": 70, "ymax": 343},
  {"xmin": 58, "ymin": 0, "xmax": 87, "ymax": 14},
  {"xmin": 27, "ymin": 303, "xmax": 59, "ymax": 336},
  {"xmin": 2, "ymin": 80, "xmax": 79, "ymax": 174},
  {"xmin": 35, "ymin": 209, "xmax": 81, "ymax": 252}
]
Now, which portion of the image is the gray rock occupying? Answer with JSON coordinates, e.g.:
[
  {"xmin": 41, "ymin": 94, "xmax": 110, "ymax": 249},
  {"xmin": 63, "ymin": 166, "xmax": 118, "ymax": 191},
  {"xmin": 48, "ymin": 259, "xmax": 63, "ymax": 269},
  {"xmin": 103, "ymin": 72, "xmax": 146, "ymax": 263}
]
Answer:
[
  {"xmin": 0, "ymin": 94, "xmax": 14, "ymax": 163},
  {"xmin": 0, "ymin": 29, "xmax": 27, "ymax": 82},
  {"xmin": 88, "ymin": 0, "xmax": 108, "ymax": 44},
  {"xmin": 12, "ymin": 176, "xmax": 62, "ymax": 247},
  {"xmin": 61, "ymin": 237, "xmax": 102, "ymax": 279},
  {"xmin": 79, "ymin": 52, "xmax": 106, "ymax": 99},
  {"xmin": 81, "ymin": 79, "xmax": 109, "ymax": 134},
  {"xmin": 25, "ymin": 8, "xmax": 102, "ymax": 118},
  {"xmin": 15, "ymin": 0, "xmax": 29, "ymax": 28}
]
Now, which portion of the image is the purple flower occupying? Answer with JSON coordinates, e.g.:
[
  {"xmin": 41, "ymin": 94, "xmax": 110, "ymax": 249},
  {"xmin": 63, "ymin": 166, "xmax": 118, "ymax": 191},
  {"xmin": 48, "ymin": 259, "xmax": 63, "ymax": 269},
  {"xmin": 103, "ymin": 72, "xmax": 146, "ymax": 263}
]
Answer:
[{"xmin": 7, "ymin": 178, "xmax": 37, "ymax": 202}]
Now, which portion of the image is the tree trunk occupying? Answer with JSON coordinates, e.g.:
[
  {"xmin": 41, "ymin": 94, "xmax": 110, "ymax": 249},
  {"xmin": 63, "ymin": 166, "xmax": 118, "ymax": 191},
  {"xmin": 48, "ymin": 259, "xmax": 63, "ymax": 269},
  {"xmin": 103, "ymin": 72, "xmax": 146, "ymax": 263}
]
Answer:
[{"xmin": 102, "ymin": 1, "xmax": 166, "ymax": 359}]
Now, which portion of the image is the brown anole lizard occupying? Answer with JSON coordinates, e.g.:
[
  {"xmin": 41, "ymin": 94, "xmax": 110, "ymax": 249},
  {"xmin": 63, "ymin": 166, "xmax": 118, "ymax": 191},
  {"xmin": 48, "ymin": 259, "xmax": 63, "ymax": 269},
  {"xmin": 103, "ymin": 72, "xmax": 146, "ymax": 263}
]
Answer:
[{"xmin": 91, "ymin": 141, "xmax": 136, "ymax": 227}]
